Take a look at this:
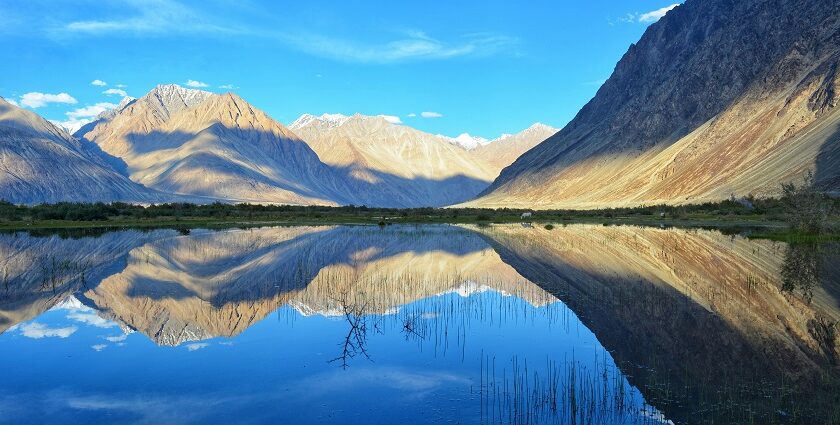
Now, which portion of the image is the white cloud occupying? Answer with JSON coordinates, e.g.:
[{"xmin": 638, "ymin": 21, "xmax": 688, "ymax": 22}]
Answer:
[
  {"xmin": 421, "ymin": 111, "xmax": 443, "ymax": 118},
  {"xmin": 19, "ymin": 92, "xmax": 77, "ymax": 108},
  {"xmin": 218, "ymin": 84, "xmax": 235, "ymax": 89},
  {"xmin": 91, "ymin": 79, "xmax": 107, "ymax": 86},
  {"xmin": 185, "ymin": 80, "xmax": 209, "ymax": 88},
  {"xmin": 407, "ymin": 113, "xmax": 417, "ymax": 117},
  {"xmin": 105, "ymin": 334, "xmax": 128, "ymax": 343},
  {"xmin": 67, "ymin": 311, "xmax": 117, "ymax": 328},
  {"xmin": 115, "ymin": 84, "xmax": 127, "ymax": 88},
  {"xmin": 186, "ymin": 343, "xmax": 209, "ymax": 351},
  {"xmin": 18, "ymin": 322, "xmax": 77, "ymax": 339},
  {"xmin": 52, "ymin": 102, "xmax": 118, "ymax": 133},
  {"xmin": 67, "ymin": 102, "xmax": 118, "ymax": 119},
  {"xmin": 103, "ymin": 88, "xmax": 128, "ymax": 97},
  {"xmin": 51, "ymin": 118, "xmax": 92, "ymax": 134},
  {"xmin": 638, "ymin": 4, "xmax": 680, "ymax": 23},
  {"xmin": 92, "ymin": 344, "xmax": 108, "ymax": 352},
  {"xmin": 378, "ymin": 115, "xmax": 402, "ymax": 124}
]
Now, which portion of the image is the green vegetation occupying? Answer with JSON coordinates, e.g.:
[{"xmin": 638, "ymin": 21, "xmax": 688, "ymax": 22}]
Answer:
[{"xmin": 0, "ymin": 194, "xmax": 836, "ymax": 237}]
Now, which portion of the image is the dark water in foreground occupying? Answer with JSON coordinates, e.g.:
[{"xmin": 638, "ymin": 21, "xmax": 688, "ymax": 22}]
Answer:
[{"xmin": 0, "ymin": 224, "xmax": 837, "ymax": 424}]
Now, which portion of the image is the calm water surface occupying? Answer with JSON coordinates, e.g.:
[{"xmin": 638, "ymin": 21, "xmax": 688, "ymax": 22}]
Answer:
[{"xmin": 0, "ymin": 224, "xmax": 837, "ymax": 424}]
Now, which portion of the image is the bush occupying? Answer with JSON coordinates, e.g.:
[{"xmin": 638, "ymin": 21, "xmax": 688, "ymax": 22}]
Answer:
[{"xmin": 781, "ymin": 171, "xmax": 834, "ymax": 233}]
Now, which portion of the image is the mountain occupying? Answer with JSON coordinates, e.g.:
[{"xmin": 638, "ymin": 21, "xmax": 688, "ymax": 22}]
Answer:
[
  {"xmin": 290, "ymin": 113, "xmax": 499, "ymax": 207},
  {"xmin": 472, "ymin": 123, "xmax": 557, "ymax": 171},
  {"xmin": 76, "ymin": 85, "xmax": 349, "ymax": 205},
  {"xmin": 468, "ymin": 0, "xmax": 840, "ymax": 209},
  {"xmin": 442, "ymin": 133, "xmax": 490, "ymax": 150},
  {"xmin": 0, "ymin": 97, "xmax": 165, "ymax": 204},
  {"xmin": 0, "ymin": 225, "xmax": 551, "ymax": 345},
  {"xmin": 475, "ymin": 224, "xmax": 840, "ymax": 423},
  {"xmin": 289, "ymin": 113, "xmax": 553, "ymax": 207}
]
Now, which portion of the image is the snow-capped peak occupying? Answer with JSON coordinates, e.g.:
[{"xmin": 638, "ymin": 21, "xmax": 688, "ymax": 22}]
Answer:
[
  {"xmin": 527, "ymin": 122, "xmax": 557, "ymax": 132},
  {"xmin": 290, "ymin": 113, "xmax": 350, "ymax": 130},
  {"xmin": 441, "ymin": 133, "xmax": 490, "ymax": 150},
  {"xmin": 148, "ymin": 84, "xmax": 213, "ymax": 107}
]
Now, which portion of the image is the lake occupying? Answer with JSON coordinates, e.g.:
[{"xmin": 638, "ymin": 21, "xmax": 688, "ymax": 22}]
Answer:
[{"xmin": 0, "ymin": 224, "xmax": 837, "ymax": 424}]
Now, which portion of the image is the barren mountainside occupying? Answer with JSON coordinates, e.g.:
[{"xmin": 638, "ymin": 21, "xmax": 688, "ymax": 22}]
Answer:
[
  {"xmin": 290, "ymin": 113, "xmax": 498, "ymax": 207},
  {"xmin": 77, "ymin": 85, "xmax": 350, "ymax": 205},
  {"xmin": 291, "ymin": 114, "xmax": 554, "ymax": 207},
  {"xmin": 469, "ymin": 0, "xmax": 840, "ymax": 209},
  {"xmin": 0, "ymin": 97, "xmax": 166, "ymax": 204},
  {"xmin": 472, "ymin": 123, "xmax": 557, "ymax": 171}
]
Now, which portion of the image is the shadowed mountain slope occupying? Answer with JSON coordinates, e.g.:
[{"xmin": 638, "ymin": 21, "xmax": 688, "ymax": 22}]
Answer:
[
  {"xmin": 475, "ymin": 224, "xmax": 840, "ymax": 422},
  {"xmin": 0, "ymin": 98, "xmax": 170, "ymax": 204},
  {"xmin": 291, "ymin": 114, "xmax": 556, "ymax": 207},
  {"xmin": 76, "ymin": 85, "xmax": 350, "ymax": 205},
  {"xmin": 469, "ymin": 0, "xmax": 840, "ymax": 209}
]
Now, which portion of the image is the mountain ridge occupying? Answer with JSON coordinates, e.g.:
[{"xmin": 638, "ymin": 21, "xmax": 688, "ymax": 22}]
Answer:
[
  {"xmin": 467, "ymin": 0, "xmax": 840, "ymax": 209},
  {"xmin": 0, "ymin": 97, "xmax": 173, "ymax": 204}
]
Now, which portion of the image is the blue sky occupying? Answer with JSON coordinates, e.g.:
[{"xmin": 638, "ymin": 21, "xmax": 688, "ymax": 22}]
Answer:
[{"xmin": 0, "ymin": 0, "xmax": 680, "ymax": 138}]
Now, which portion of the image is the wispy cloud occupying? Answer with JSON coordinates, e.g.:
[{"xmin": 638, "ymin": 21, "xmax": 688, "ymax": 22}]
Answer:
[
  {"xmin": 19, "ymin": 92, "xmax": 77, "ymax": 108},
  {"xmin": 54, "ymin": 1, "xmax": 516, "ymax": 63},
  {"xmin": 218, "ymin": 84, "xmax": 236, "ymax": 89},
  {"xmin": 407, "ymin": 113, "xmax": 417, "ymax": 117},
  {"xmin": 282, "ymin": 31, "xmax": 517, "ymax": 64},
  {"xmin": 92, "ymin": 344, "xmax": 107, "ymax": 352},
  {"xmin": 18, "ymin": 322, "xmax": 77, "ymax": 339},
  {"xmin": 420, "ymin": 111, "xmax": 443, "ymax": 118},
  {"xmin": 115, "ymin": 84, "xmax": 127, "ymax": 88},
  {"xmin": 91, "ymin": 79, "xmax": 107, "ymax": 86},
  {"xmin": 63, "ymin": 0, "xmax": 234, "ymax": 36},
  {"xmin": 185, "ymin": 79, "xmax": 208, "ymax": 88},
  {"xmin": 103, "ymin": 88, "xmax": 128, "ymax": 97}
]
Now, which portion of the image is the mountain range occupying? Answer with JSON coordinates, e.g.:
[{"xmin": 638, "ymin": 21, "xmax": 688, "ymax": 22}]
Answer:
[
  {"xmin": 2, "ymin": 0, "xmax": 838, "ymax": 208},
  {"xmin": 1, "ymin": 224, "xmax": 837, "ymax": 422},
  {"xmin": 0, "ymin": 84, "xmax": 554, "ymax": 207}
]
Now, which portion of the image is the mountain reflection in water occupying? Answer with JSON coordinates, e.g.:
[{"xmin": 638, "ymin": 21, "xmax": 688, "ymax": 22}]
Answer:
[{"xmin": 0, "ymin": 224, "xmax": 837, "ymax": 424}]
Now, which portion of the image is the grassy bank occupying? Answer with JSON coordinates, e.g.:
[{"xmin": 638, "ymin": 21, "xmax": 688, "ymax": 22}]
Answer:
[{"xmin": 0, "ymin": 199, "xmax": 837, "ymax": 243}]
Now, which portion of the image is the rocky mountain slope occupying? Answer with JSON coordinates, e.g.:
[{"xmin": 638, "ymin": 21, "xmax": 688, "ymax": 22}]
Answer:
[
  {"xmin": 290, "ymin": 114, "xmax": 554, "ymax": 207},
  {"xmin": 468, "ymin": 0, "xmax": 840, "ymax": 209},
  {"xmin": 76, "ymin": 85, "xmax": 350, "ymax": 205},
  {"xmin": 476, "ymin": 224, "xmax": 840, "ymax": 422},
  {"xmin": 472, "ymin": 123, "xmax": 557, "ymax": 171},
  {"xmin": 290, "ymin": 114, "xmax": 497, "ymax": 207},
  {"xmin": 0, "ymin": 97, "xmax": 167, "ymax": 204}
]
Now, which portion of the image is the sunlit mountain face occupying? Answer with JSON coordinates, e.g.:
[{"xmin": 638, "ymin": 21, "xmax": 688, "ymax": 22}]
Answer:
[{"xmin": 0, "ymin": 224, "xmax": 837, "ymax": 424}]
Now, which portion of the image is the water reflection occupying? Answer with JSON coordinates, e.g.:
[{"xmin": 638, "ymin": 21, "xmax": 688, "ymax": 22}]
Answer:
[{"xmin": 0, "ymin": 224, "xmax": 837, "ymax": 424}]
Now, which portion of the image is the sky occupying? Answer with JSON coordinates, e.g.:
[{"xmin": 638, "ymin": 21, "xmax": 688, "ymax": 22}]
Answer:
[{"xmin": 0, "ymin": 0, "xmax": 681, "ymax": 139}]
